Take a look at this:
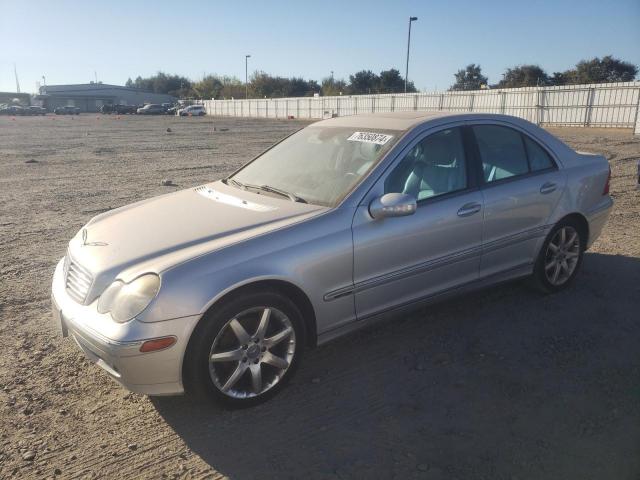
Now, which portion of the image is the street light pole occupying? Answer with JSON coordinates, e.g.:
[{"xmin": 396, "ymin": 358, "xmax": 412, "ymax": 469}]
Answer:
[
  {"xmin": 245, "ymin": 54, "xmax": 251, "ymax": 99},
  {"xmin": 405, "ymin": 16, "xmax": 418, "ymax": 93}
]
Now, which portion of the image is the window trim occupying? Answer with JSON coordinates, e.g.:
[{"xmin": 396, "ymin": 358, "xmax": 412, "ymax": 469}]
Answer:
[
  {"xmin": 382, "ymin": 125, "xmax": 477, "ymax": 207},
  {"xmin": 467, "ymin": 123, "xmax": 559, "ymax": 189}
]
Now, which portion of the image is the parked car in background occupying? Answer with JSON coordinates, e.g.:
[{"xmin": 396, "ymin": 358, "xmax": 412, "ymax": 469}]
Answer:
[
  {"xmin": 0, "ymin": 105, "xmax": 26, "ymax": 115},
  {"xmin": 137, "ymin": 104, "xmax": 166, "ymax": 115},
  {"xmin": 27, "ymin": 106, "xmax": 47, "ymax": 116},
  {"xmin": 51, "ymin": 112, "xmax": 613, "ymax": 407},
  {"xmin": 115, "ymin": 104, "xmax": 138, "ymax": 115},
  {"xmin": 101, "ymin": 104, "xmax": 138, "ymax": 115},
  {"xmin": 54, "ymin": 106, "xmax": 80, "ymax": 115},
  {"xmin": 178, "ymin": 105, "xmax": 206, "ymax": 116},
  {"xmin": 166, "ymin": 105, "xmax": 181, "ymax": 115}
]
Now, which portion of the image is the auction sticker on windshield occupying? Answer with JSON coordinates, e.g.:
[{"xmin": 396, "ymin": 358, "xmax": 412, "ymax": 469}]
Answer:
[{"xmin": 347, "ymin": 131, "xmax": 393, "ymax": 145}]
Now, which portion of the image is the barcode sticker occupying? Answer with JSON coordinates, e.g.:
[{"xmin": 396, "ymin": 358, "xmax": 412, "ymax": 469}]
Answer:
[{"xmin": 347, "ymin": 131, "xmax": 393, "ymax": 145}]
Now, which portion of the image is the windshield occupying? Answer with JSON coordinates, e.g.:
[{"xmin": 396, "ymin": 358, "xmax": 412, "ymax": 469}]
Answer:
[{"xmin": 230, "ymin": 126, "xmax": 401, "ymax": 206}]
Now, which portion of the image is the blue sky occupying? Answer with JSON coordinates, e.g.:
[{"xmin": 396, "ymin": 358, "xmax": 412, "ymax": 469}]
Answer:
[{"xmin": 1, "ymin": 0, "xmax": 639, "ymax": 93}]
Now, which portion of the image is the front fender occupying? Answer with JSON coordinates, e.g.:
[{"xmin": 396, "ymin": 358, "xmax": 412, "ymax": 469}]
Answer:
[{"xmin": 137, "ymin": 208, "xmax": 357, "ymax": 337}]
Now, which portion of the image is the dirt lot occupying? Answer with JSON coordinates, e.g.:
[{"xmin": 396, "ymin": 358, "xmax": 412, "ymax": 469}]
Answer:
[{"xmin": 0, "ymin": 114, "xmax": 639, "ymax": 480}]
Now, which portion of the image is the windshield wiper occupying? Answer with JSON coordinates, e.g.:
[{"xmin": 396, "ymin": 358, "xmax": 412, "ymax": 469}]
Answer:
[
  {"xmin": 225, "ymin": 177, "xmax": 246, "ymax": 190},
  {"xmin": 259, "ymin": 185, "xmax": 307, "ymax": 203},
  {"xmin": 242, "ymin": 183, "xmax": 306, "ymax": 203},
  {"xmin": 226, "ymin": 178, "xmax": 306, "ymax": 203}
]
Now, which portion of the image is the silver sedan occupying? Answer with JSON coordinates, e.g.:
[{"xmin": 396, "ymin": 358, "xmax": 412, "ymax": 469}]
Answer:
[{"xmin": 51, "ymin": 112, "xmax": 613, "ymax": 407}]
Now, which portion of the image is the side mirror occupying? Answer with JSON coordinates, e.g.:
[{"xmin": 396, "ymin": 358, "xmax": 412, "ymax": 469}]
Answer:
[{"xmin": 369, "ymin": 193, "xmax": 417, "ymax": 219}]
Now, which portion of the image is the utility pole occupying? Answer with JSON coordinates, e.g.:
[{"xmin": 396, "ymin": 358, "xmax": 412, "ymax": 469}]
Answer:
[
  {"xmin": 245, "ymin": 54, "xmax": 251, "ymax": 99},
  {"xmin": 14, "ymin": 63, "xmax": 20, "ymax": 93},
  {"xmin": 95, "ymin": 71, "xmax": 98, "ymax": 84},
  {"xmin": 404, "ymin": 16, "xmax": 418, "ymax": 93}
]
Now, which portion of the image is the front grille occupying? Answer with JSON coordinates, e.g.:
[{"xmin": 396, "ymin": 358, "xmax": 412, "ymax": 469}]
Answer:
[{"xmin": 64, "ymin": 254, "xmax": 93, "ymax": 304}]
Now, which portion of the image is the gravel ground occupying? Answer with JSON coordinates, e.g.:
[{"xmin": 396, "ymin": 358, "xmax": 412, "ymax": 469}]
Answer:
[{"xmin": 0, "ymin": 115, "xmax": 638, "ymax": 480}]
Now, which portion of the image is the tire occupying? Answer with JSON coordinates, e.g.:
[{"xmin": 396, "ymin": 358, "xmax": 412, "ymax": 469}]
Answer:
[
  {"xmin": 532, "ymin": 219, "xmax": 585, "ymax": 293},
  {"xmin": 183, "ymin": 290, "xmax": 306, "ymax": 408}
]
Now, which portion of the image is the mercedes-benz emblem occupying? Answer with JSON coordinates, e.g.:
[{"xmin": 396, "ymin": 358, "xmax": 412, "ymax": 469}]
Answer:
[{"xmin": 81, "ymin": 228, "xmax": 88, "ymax": 246}]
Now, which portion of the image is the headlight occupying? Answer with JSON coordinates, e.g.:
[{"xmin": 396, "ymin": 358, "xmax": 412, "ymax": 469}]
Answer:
[{"xmin": 97, "ymin": 274, "xmax": 160, "ymax": 323}]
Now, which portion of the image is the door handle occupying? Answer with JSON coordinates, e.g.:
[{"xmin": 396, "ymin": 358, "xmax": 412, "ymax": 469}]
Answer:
[
  {"xmin": 540, "ymin": 182, "xmax": 557, "ymax": 194},
  {"xmin": 457, "ymin": 202, "xmax": 481, "ymax": 217}
]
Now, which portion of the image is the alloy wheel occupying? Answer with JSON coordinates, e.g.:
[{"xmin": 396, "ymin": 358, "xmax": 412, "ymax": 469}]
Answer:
[
  {"xmin": 544, "ymin": 226, "xmax": 581, "ymax": 286},
  {"xmin": 208, "ymin": 307, "xmax": 296, "ymax": 399}
]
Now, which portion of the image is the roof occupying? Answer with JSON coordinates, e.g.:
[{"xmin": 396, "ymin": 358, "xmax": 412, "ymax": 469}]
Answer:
[
  {"xmin": 44, "ymin": 83, "xmax": 142, "ymax": 92},
  {"xmin": 313, "ymin": 111, "xmax": 459, "ymax": 131},
  {"xmin": 40, "ymin": 84, "xmax": 176, "ymax": 99},
  {"xmin": 0, "ymin": 91, "xmax": 30, "ymax": 97},
  {"xmin": 312, "ymin": 111, "xmax": 559, "ymax": 132}
]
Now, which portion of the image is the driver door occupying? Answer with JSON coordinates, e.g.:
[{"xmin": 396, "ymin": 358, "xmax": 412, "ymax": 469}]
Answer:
[{"xmin": 351, "ymin": 125, "xmax": 484, "ymax": 319}]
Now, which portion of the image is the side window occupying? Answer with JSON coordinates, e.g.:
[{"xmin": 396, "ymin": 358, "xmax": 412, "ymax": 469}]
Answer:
[
  {"xmin": 473, "ymin": 125, "xmax": 529, "ymax": 182},
  {"xmin": 385, "ymin": 128, "xmax": 467, "ymax": 201},
  {"xmin": 523, "ymin": 135, "xmax": 555, "ymax": 171}
]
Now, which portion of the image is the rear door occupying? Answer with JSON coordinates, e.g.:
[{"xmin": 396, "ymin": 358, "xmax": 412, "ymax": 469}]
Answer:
[
  {"xmin": 469, "ymin": 123, "xmax": 565, "ymax": 278},
  {"xmin": 351, "ymin": 125, "xmax": 484, "ymax": 319}
]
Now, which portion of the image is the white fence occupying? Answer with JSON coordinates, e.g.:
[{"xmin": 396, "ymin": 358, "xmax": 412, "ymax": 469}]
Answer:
[{"xmin": 203, "ymin": 81, "xmax": 640, "ymax": 134}]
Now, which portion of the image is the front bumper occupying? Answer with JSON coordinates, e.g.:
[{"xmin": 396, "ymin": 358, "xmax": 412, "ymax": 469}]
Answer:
[{"xmin": 51, "ymin": 258, "xmax": 200, "ymax": 395}]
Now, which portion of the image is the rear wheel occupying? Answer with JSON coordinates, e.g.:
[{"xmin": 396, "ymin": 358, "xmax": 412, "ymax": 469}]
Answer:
[
  {"xmin": 532, "ymin": 220, "xmax": 584, "ymax": 293},
  {"xmin": 184, "ymin": 291, "xmax": 305, "ymax": 408}
]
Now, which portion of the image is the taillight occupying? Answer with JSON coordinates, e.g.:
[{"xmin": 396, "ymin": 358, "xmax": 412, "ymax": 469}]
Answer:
[{"xmin": 603, "ymin": 166, "xmax": 611, "ymax": 195}]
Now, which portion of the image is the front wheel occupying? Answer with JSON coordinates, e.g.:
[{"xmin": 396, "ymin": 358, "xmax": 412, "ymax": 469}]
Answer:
[
  {"xmin": 532, "ymin": 220, "xmax": 585, "ymax": 293},
  {"xmin": 184, "ymin": 291, "xmax": 306, "ymax": 408}
]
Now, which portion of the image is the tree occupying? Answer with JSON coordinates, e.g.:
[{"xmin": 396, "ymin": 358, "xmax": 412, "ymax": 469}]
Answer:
[
  {"xmin": 288, "ymin": 77, "xmax": 314, "ymax": 97},
  {"xmin": 572, "ymin": 56, "xmax": 637, "ymax": 84},
  {"xmin": 378, "ymin": 68, "xmax": 417, "ymax": 93},
  {"xmin": 321, "ymin": 77, "xmax": 347, "ymax": 96},
  {"xmin": 132, "ymin": 75, "xmax": 150, "ymax": 91},
  {"xmin": 549, "ymin": 71, "xmax": 573, "ymax": 86},
  {"xmin": 125, "ymin": 78, "xmax": 133, "ymax": 88},
  {"xmin": 548, "ymin": 56, "xmax": 638, "ymax": 86},
  {"xmin": 127, "ymin": 72, "xmax": 192, "ymax": 96},
  {"xmin": 250, "ymin": 72, "xmax": 279, "ymax": 98},
  {"xmin": 349, "ymin": 70, "xmax": 379, "ymax": 94},
  {"xmin": 218, "ymin": 76, "xmax": 244, "ymax": 99},
  {"xmin": 497, "ymin": 65, "xmax": 549, "ymax": 88},
  {"xmin": 249, "ymin": 72, "xmax": 320, "ymax": 98},
  {"xmin": 192, "ymin": 75, "xmax": 224, "ymax": 99},
  {"xmin": 306, "ymin": 80, "xmax": 321, "ymax": 96},
  {"xmin": 251, "ymin": 72, "xmax": 293, "ymax": 98},
  {"xmin": 450, "ymin": 64, "xmax": 488, "ymax": 91}
]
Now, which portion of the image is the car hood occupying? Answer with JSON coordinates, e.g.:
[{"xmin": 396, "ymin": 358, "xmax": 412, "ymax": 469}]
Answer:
[{"xmin": 67, "ymin": 181, "xmax": 326, "ymax": 303}]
